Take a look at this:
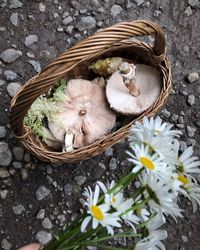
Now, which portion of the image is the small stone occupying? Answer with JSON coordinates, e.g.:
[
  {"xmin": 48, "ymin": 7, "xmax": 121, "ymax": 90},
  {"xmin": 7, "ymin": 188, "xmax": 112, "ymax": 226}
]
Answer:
[
  {"xmin": 10, "ymin": 13, "xmax": 18, "ymax": 26},
  {"xmin": 0, "ymin": 168, "xmax": 10, "ymax": 178},
  {"xmin": 97, "ymin": 7, "xmax": 104, "ymax": 13},
  {"xmin": 71, "ymin": 0, "xmax": 81, "ymax": 10},
  {"xmin": 36, "ymin": 209, "xmax": 45, "ymax": 219},
  {"xmin": 26, "ymin": 52, "xmax": 35, "ymax": 58},
  {"xmin": 25, "ymin": 35, "xmax": 38, "ymax": 47},
  {"xmin": 74, "ymin": 175, "xmax": 86, "ymax": 186},
  {"xmin": 36, "ymin": 186, "xmax": 51, "ymax": 201},
  {"xmin": 9, "ymin": 0, "xmax": 23, "ymax": 9},
  {"xmin": 153, "ymin": 10, "xmax": 162, "ymax": 17},
  {"xmin": 12, "ymin": 161, "xmax": 22, "ymax": 169},
  {"xmin": 13, "ymin": 146, "xmax": 24, "ymax": 161},
  {"xmin": 24, "ymin": 153, "xmax": 31, "ymax": 162},
  {"xmin": 64, "ymin": 183, "xmax": 72, "ymax": 195},
  {"xmin": 4, "ymin": 70, "xmax": 17, "ymax": 81},
  {"xmin": 35, "ymin": 231, "xmax": 52, "ymax": 244},
  {"xmin": 41, "ymin": 217, "xmax": 53, "ymax": 229},
  {"xmin": 111, "ymin": 5, "xmax": 123, "ymax": 18},
  {"xmin": 0, "ymin": 189, "xmax": 8, "ymax": 199},
  {"xmin": 105, "ymin": 148, "xmax": 113, "ymax": 157},
  {"xmin": 79, "ymin": 9, "xmax": 87, "ymax": 14},
  {"xmin": 186, "ymin": 72, "xmax": 199, "ymax": 83},
  {"xmin": 170, "ymin": 114, "xmax": 179, "ymax": 122},
  {"xmin": 0, "ymin": 80, "xmax": 6, "ymax": 86},
  {"xmin": 46, "ymin": 165, "xmax": 53, "ymax": 174},
  {"xmin": 0, "ymin": 142, "xmax": 12, "ymax": 167},
  {"xmin": 53, "ymin": 12, "xmax": 59, "ymax": 18},
  {"xmin": 67, "ymin": 25, "xmax": 74, "ymax": 33},
  {"xmin": 187, "ymin": 95, "xmax": 195, "ymax": 106},
  {"xmin": 1, "ymin": 239, "xmax": 12, "ymax": 250},
  {"xmin": 77, "ymin": 16, "xmax": 96, "ymax": 31},
  {"xmin": 7, "ymin": 82, "xmax": 21, "ymax": 97},
  {"xmin": 109, "ymin": 157, "xmax": 118, "ymax": 170},
  {"xmin": 0, "ymin": 126, "xmax": 6, "ymax": 138},
  {"xmin": 0, "ymin": 49, "xmax": 22, "ymax": 63},
  {"xmin": 62, "ymin": 11, "xmax": 69, "ymax": 18},
  {"xmin": 133, "ymin": 0, "xmax": 145, "ymax": 6},
  {"xmin": 21, "ymin": 169, "xmax": 28, "ymax": 181},
  {"xmin": 39, "ymin": 3, "xmax": 46, "ymax": 12},
  {"xmin": 57, "ymin": 26, "xmax": 63, "ymax": 32},
  {"xmin": 12, "ymin": 204, "xmax": 25, "ymax": 215},
  {"xmin": 187, "ymin": 138, "xmax": 196, "ymax": 146},
  {"xmin": 195, "ymin": 120, "xmax": 200, "ymax": 126},
  {"xmin": 188, "ymin": 0, "xmax": 200, "ymax": 8},
  {"xmin": 62, "ymin": 16, "xmax": 73, "ymax": 25},
  {"xmin": 185, "ymin": 6, "xmax": 193, "ymax": 16},
  {"xmin": 160, "ymin": 108, "xmax": 171, "ymax": 118},
  {"xmin": 187, "ymin": 126, "xmax": 196, "ymax": 137},
  {"xmin": 28, "ymin": 60, "xmax": 41, "ymax": 73},
  {"xmin": 182, "ymin": 235, "xmax": 189, "ymax": 243}
]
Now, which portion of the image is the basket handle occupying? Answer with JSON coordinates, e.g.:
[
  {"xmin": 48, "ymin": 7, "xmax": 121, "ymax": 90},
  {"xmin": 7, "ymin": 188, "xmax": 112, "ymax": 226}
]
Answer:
[{"xmin": 10, "ymin": 20, "xmax": 166, "ymax": 138}]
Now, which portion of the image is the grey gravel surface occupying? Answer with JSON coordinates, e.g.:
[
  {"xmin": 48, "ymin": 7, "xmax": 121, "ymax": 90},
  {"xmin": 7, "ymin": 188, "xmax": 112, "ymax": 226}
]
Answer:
[{"xmin": 0, "ymin": 0, "xmax": 200, "ymax": 250}]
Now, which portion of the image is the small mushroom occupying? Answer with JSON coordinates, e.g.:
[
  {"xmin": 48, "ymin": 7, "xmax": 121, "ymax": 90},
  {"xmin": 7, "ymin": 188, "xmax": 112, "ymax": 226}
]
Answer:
[
  {"xmin": 48, "ymin": 78, "xmax": 116, "ymax": 149},
  {"xmin": 106, "ymin": 64, "xmax": 162, "ymax": 115}
]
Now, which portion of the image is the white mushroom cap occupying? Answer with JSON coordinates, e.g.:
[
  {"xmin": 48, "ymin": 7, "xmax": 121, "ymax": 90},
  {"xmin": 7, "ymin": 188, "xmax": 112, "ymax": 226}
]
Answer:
[
  {"xmin": 106, "ymin": 64, "xmax": 162, "ymax": 115},
  {"xmin": 48, "ymin": 78, "xmax": 116, "ymax": 149}
]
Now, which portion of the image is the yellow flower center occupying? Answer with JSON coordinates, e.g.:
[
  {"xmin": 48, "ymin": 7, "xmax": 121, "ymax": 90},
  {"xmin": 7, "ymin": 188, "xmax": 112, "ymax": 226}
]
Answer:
[
  {"xmin": 91, "ymin": 205, "xmax": 104, "ymax": 221},
  {"xmin": 112, "ymin": 196, "xmax": 116, "ymax": 203},
  {"xmin": 178, "ymin": 175, "xmax": 189, "ymax": 185},
  {"xmin": 140, "ymin": 156, "xmax": 155, "ymax": 170},
  {"xmin": 136, "ymin": 208, "xmax": 142, "ymax": 215}
]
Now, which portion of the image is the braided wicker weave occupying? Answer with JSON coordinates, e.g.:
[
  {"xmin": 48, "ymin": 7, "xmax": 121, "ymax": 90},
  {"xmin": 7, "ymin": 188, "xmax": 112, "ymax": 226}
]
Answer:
[{"xmin": 10, "ymin": 20, "xmax": 172, "ymax": 163}]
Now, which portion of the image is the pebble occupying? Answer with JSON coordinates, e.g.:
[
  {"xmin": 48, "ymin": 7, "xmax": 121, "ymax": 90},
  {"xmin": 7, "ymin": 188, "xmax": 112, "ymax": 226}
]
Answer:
[
  {"xmin": 35, "ymin": 231, "xmax": 52, "ymax": 244},
  {"xmin": 9, "ymin": 0, "xmax": 23, "ymax": 9},
  {"xmin": 39, "ymin": 3, "xmax": 46, "ymax": 12},
  {"xmin": 187, "ymin": 138, "xmax": 196, "ymax": 146},
  {"xmin": 0, "ymin": 168, "xmax": 10, "ymax": 178},
  {"xmin": 109, "ymin": 157, "xmax": 118, "ymax": 170},
  {"xmin": 188, "ymin": 0, "xmax": 200, "ymax": 8},
  {"xmin": 105, "ymin": 148, "xmax": 113, "ymax": 157},
  {"xmin": 186, "ymin": 72, "xmax": 199, "ymax": 83},
  {"xmin": 0, "ymin": 126, "xmax": 6, "ymax": 138},
  {"xmin": 182, "ymin": 235, "xmax": 189, "ymax": 243},
  {"xmin": 64, "ymin": 183, "xmax": 73, "ymax": 195},
  {"xmin": 4, "ymin": 70, "xmax": 17, "ymax": 81},
  {"xmin": 0, "ymin": 189, "xmax": 8, "ymax": 199},
  {"xmin": 71, "ymin": 0, "xmax": 81, "ymax": 10},
  {"xmin": 133, "ymin": 0, "xmax": 145, "ymax": 6},
  {"xmin": 41, "ymin": 217, "xmax": 53, "ymax": 229},
  {"xmin": 24, "ymin": 153, "xmax": 31, "ymax": 162},
  {"xmin": 28, "ymin": 60, "xmax": 41, "ymax": 73},
  {"xmin": 67, "ymin": 25, "xmax": 74, "ymax": 33},
  {"xmin": 0, "ymin": 142, "xmax": 12, "ymax": 167},
  {"xmin": 10, "ymin": 13, "xmax": 18, "ymax": 26},
  {"xmin": 57, "ymin": 26, "xmax": 63, "ymax": 32},
  {"xmin": 25, "ymin": 35, "xmax": 38, "ymax": 47},
  {"xmin": 62, "ymin": 16, "xmax": 73, "ymax": 25},
  {"xmin": 12, "ymin": 161, "xmax": 22, "ymax": 169},
  {"xmin": 1, "ymin": 239, "xmax": 12, "ymax": 250},
  {"xmin": 153, "ymin": 10, "xmax": 162, "ymax": 17},
  {"xmin": 77, "ymin": 16, "xmax": 96, "ymax": 31},
  {"xmin": 0, "ymin": 49, "xmax": 22, "ymax": 63},
  {"xmin": 111, "ymin": 5, "xmax": 123, "ymax": 18},
  {"xmin": 74, "ymin": 175, "xmax": 86, "ymax": 186},
  {"xmin": 7, "ymin": 82, "xmax": 21, "ymax": 97},
  {"xmin": 187, "ymin": 95, "xmax": 195, "ymax": 106},
  {"xmin": 13, "ymin": 146, "xmax": 24, "ymax": 161},
  {"xmin": 170, "ymin": 114, "xmax": 179, "ymax": 122},
  {"xmin": 21, "ymin": 169, "xmax": 29, "ymax": 181},
  {"xmin": 35, "ymin": 186, "xmax": 51, "ymax": 201},
  {"xmin": 195, "ymin": 120, "xmax": 200, "ymax": 126},
  {"xmin": 36, "ymin": 209, "xmax": 45, "ymax": 219},
  {"xmin": 160, "ymin": 108, "xmax": 171, "ymax": 118},
  {"xmin": 185, "ymin": 6, "xmax": 193, "ymax": 16},
  {"xmin": 62, "ymin": 11, "xmax": 69, "ymax": 18},
  {"xmin": 12, "ymin": 204, "xmax": 25, "ymax": 215},
  {"xmin": 0, "ymin": 80, "xmax": 6, "ymax": 86},
  {"xmin": 187, "ymin": 126, "xmax": 196, "ymax": 137}
]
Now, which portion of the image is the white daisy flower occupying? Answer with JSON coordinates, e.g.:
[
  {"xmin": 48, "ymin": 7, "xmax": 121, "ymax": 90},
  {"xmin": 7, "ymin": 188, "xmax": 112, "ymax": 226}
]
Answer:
[
  {"xmin": 141, "ymin": 174, "xmax": 183, "ymax": 221},
  {"xmin": 128, "ymin": 144, "xmax": 169, "ymax": 180},
  {"xmin": 136, "ymin": 207, "xmax": 150, "ymax": 222},
  {"xmin": 81, "ymin": 184, "xmax": 121, "ymax": 235},
  {"xmin": 177, "ymin": 175, "xmax": 200, "ymax": 212},
  {"xmin": 135, "ymin": 212, "xmax": 167, "ymax": 250},
  {"xmin": 176, "ymin": 144, "xmax": 200, "ymax": 181}
]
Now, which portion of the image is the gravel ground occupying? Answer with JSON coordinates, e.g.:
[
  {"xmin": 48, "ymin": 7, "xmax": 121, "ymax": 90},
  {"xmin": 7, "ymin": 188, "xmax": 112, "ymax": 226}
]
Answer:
[{"xmin": 0, "ymin": 0, "xmax": 200, "ymax": 249}]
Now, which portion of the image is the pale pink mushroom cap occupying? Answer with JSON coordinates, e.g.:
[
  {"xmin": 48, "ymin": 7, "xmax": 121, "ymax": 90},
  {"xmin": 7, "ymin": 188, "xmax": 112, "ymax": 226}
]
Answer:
[
  {"xmin": 106, "ymin": 64, "xmax": 162, "ymax": 115},
  {"xmin": 48, "ymin": 78, "xmax": 116, "ymax": 149}
]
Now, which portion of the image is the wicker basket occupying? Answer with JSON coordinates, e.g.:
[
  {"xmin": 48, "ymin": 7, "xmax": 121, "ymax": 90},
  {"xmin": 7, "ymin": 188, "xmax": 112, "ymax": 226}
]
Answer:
[{"xmin": 10, "ymin": 20, "xmax": 172, "ymax": 164}]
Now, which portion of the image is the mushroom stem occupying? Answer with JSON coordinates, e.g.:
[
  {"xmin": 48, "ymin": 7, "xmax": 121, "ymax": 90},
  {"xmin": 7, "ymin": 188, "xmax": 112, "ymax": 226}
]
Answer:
[
  {"xmin": 79, "ymin": 110, "xmax": 86, "ymax": 116},
  {"xmin": 119, "ymin": 62, "xmax": 139, "ymax": 97}
]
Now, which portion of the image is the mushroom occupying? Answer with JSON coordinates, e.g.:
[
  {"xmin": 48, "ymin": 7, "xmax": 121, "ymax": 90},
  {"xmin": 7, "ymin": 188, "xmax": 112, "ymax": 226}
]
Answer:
[
  {"xmin": 48, "ymin": 78, "xmax": 116, "ymax": 150},
  {"xmin": 106, "ymin": 64, "xmax": 162, "ymax": 115}
]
